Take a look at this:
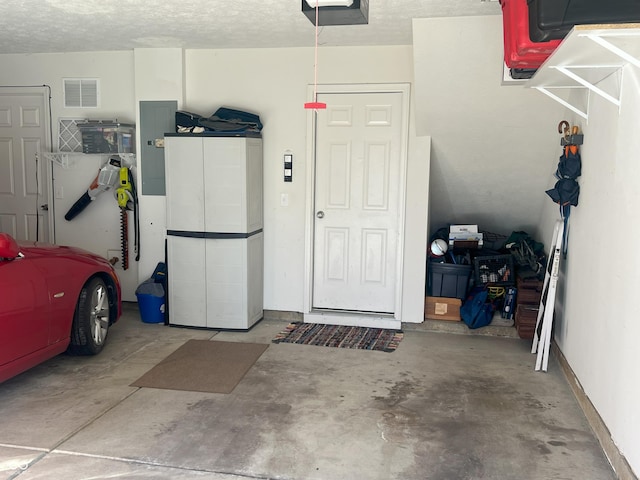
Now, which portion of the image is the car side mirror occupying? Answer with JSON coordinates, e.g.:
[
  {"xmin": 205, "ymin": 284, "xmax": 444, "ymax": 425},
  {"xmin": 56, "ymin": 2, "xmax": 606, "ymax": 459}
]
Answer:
[{"xmin": 0, "ymin": 233, "xmax": 20, "ymax": 259}]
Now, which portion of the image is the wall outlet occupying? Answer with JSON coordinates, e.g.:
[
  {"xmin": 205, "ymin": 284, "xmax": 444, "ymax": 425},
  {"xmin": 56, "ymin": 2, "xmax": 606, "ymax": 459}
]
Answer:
[{"xmin": 107, "ymin": 249, "xmax": 122, "ymax": 269}]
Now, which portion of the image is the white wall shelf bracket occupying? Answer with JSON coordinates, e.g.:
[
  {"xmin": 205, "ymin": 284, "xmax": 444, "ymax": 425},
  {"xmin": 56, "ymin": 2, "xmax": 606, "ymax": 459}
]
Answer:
[
  {"xmin": 44, "ymin": 152, "xmax": 74, "ymax": 169},
  {"xmin": 44, "ymin": 152, "xmax": 135, "ymax": 169},
  {"xmin": 527, "ymin": 24, "xmax": 640, "ymax": 120},
  {"xmin": 534, "ymin": 86, "xmax": 589, "ymax": 120},
  {"xmin": 583, "ymin": 32, "xmax": 640, "ymax": 69},
  {"xmin": 553, "ymin": 65, "xmax": 622, "ymax": 108}
]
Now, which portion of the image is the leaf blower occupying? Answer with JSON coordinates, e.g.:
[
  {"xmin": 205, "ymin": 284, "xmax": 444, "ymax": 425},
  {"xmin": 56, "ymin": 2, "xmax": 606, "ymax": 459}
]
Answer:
[
  {"xmin": 64, "ymin": 156, "xmax": 140, "ymax": 271},
  {"xmin": 64, "ymin": 156, "xmax": 121, "ymax": 221}
]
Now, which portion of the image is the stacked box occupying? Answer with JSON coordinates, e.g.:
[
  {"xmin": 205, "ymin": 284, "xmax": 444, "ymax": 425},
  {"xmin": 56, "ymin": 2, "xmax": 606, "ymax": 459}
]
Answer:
[
  {"xmin": 424, "ymin": 296, "xmax": 461, "ymax": 322},
  {"xmin": 501, "ymin": 0, "xmax": 561, "ymax": 69},
  {"xmin": 515, "ymin": 304, "xmax": 539, "ymax": 339},
  {"xmin": 516, "ymin": 277, "xmax": 543, "ymax": 304},
  {"xmin": 514, "ymin": 277, "xmax": 543, "ymax": 339}
]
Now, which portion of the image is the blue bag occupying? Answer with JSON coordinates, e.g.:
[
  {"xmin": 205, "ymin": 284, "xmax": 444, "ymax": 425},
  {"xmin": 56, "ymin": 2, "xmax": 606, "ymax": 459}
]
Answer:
[
  {"xmin": 213, "ymin": 107, "xmax": 263, "ymax": 131},
  {"xmin": 198, "ymin": 107, "xmax": 263, "ymax": 134},
  {"xmin": 460, "ymin": 287, "xmax": 494, "ymax": 329}
]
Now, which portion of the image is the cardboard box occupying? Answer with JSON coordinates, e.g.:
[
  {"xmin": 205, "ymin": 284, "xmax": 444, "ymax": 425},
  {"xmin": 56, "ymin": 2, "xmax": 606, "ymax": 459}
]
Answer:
[
  {"xmin": 425, "ymin": 296, "xmax": 462, "ymax": 321},
  {"xmin": 449, "ymin": 224, "xmax": 484, "ymax": 247}
]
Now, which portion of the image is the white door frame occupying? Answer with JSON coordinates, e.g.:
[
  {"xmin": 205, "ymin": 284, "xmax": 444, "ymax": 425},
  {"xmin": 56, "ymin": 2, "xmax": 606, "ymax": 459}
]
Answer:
[
  {"xmin": 0, "ymin": 86, "xmax": 53, "ymax": 242},
  {"xmin": 303, "ymin": 83, "xmax": 410, "ymax": 328}
]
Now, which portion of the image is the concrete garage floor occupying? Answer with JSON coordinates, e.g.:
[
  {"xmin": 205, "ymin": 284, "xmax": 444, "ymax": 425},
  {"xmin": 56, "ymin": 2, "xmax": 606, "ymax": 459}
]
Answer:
[{"xmin": 0, "ymin": 303, "xmax": 616, "ymax": 480}]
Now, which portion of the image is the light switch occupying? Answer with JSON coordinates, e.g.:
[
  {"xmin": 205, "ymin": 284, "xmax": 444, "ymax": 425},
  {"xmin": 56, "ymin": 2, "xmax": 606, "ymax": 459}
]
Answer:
[
  {"xmin": 284, "ymin": 152, "xmax": 293, "ymax": 182},
  {"xmin": 280, "ymin": 193, "xmax": 289, "ymax": 206}
]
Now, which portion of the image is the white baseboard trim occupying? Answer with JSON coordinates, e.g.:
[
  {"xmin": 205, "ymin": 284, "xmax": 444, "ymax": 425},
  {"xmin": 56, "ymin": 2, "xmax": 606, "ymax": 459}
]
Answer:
[{"xmin": 552, "ymin": 342, "xmax": 637, "ymax": 480}]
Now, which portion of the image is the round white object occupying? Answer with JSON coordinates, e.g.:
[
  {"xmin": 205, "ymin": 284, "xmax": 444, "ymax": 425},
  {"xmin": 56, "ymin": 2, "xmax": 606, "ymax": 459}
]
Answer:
[{"xmin": 430, "ymin": 238, "xmax": 448, "ymax": 256}]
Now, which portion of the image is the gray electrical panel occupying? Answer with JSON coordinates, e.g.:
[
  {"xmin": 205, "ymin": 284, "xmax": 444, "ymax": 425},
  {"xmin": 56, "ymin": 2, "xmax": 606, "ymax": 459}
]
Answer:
[{"xmin": 139, "ymin": 100, "xmax": 177, "ymax": 195}]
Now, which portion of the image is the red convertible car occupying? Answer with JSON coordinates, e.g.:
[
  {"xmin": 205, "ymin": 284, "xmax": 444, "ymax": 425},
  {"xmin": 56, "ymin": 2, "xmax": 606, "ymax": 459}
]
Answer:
[{"xmin": 0, "ymin": 233, "xmax": 121, "ymax": 383}]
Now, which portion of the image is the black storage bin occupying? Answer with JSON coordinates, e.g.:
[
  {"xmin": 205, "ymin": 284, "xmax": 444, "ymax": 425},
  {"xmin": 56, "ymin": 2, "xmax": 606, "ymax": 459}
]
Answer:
[
  {"xmin": 527, "ymin": 0, "xmax": 640, "ymax": 42},
  {"xmin": 474, "ymin": 254, "xmax": 515, "ymax": 286},
  {"xmin": 427, "ymin": 262, "xmax": 472, "ymax": 300}
]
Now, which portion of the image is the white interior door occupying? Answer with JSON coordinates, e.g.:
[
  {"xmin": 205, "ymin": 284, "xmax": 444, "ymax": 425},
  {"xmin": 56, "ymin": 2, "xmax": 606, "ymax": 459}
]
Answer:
[
  {"xmin": 0, "ymin": 90, "xmax": 50, "ymax": 242},
  {"xmin": 312, "ymin": 90, "xmax": 406, "ymax": 314}
]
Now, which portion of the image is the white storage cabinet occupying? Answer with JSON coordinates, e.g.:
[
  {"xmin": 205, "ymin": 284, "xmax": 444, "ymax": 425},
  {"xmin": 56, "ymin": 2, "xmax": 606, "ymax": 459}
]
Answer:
[{"xmin": 164, "ymin": 134, "xmax": 263, "ymax": 329}]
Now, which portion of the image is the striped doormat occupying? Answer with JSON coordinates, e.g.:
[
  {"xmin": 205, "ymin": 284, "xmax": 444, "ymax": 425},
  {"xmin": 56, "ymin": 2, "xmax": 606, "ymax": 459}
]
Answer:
[{"xmin": 272, "ymin": 322, "xmax": 403, "ymax": 352}]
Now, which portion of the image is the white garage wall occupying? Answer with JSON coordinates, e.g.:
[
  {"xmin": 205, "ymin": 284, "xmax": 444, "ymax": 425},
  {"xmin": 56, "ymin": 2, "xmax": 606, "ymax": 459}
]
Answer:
[
  {"xmin": 183, "ymin": 46, "xmax": 427, "ymax": 320},
  {"xmin": 412, "ymin": 15, "xmax": 639, "ymax": 475},
  {"xmin": 412, "ymin": 16, "xmax": 566, "ymax": 237},
  {"xmin": 0, "ymin": 51, "xmax": 139, "ymax": 300},
  {"xmin": 0, "ymin": 45, "xmax": 429, "ymax": 322},
  {"xmin": 1, "ymin": 14, "xmax": 638, "ymax": 477},
  {"xmin": 547, "ymin": 69, "xmax": 640, "ymax": 474},
  {"xmin": 133, "ymin": 48, "xmax": 185, "ymax": 288}
]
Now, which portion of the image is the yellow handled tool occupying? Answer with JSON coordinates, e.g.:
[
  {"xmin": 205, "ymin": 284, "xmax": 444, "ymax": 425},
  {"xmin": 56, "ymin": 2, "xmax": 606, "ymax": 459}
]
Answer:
[{"xmin": 116, "ymin": 167, "xmax": 133, "ymax": 209}]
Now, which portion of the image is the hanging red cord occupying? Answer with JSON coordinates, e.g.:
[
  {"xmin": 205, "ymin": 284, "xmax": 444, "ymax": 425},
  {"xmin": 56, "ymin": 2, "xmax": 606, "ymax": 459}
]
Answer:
[{"xmin": 304, "ymin": 2, "xmax": 327, "ymax": 110}]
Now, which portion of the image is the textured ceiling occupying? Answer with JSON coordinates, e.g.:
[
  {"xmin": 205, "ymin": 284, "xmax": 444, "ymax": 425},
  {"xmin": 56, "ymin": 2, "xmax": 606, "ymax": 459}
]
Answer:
[{"xmin": 0, "ymin": 0, "xmax": 501, "ymax": 54}]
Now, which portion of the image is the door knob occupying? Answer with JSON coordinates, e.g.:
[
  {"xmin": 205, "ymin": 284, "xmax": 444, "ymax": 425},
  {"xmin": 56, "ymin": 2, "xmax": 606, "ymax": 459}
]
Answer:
[
  {"xmin": 40, "ymin": 204, "xmax": 49, "ymax": 211},
  {"xmin": 316, "ymin": 211, "xmax": 324, "ymax": 219}
]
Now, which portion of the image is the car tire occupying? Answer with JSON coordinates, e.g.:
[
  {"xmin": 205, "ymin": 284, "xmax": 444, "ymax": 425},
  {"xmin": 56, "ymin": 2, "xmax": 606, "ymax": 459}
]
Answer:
[{"xmin": 68, "ymin": 277, "xmax": 110, "ymax": 355}]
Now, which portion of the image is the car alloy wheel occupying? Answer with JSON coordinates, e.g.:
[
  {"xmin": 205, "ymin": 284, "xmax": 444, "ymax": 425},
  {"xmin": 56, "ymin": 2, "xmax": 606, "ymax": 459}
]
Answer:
[
  {"xmin": 68, "ymin": 277, "xmax": 110, "ymax": 355},
  {"xmin": 90, "ymin": 280, "xmax": 110, "ymax": 346}
]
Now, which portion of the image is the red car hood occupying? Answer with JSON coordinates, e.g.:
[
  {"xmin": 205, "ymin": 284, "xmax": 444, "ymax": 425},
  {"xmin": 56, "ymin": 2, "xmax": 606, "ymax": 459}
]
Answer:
[{"xmin": 18, "ymin": 241, "xmax": 111, "ymax": 266}]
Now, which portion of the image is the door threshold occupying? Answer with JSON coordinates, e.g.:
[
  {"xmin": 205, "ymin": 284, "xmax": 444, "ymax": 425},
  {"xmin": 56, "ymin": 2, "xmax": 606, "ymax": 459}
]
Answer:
[{"xmin": 304, "ymin": 311, "xmax": 401, "ymax": 330}]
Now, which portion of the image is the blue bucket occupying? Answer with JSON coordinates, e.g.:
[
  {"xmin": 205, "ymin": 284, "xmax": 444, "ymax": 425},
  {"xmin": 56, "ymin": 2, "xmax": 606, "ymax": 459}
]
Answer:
[{"xmin": 136, "ymin": 291, "xmax": 165, "ymax": 324}]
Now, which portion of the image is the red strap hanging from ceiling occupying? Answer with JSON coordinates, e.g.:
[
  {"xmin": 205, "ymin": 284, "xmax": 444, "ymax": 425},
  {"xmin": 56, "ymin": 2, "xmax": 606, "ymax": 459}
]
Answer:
[{"xmin": 304, "ymin": 2, "xmax": 327, "ymax": 110}]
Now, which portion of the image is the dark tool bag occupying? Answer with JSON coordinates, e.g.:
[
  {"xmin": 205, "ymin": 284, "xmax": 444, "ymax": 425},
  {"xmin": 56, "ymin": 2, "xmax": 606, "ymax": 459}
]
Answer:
[
  {"xmin": 461, "ymin": 287, "xmax": 494, "ymax": 329},
  {"xmin": 175, "ymin": 111, "xmax": 204, "ymax": 133},
  {"xmin": 176, "ymin": 107, "xmax": 263, "ymax": 134},
  {"xmin": 198, "ymin": 107, "xmax": 263, "ymax": 134},
  {"xmin": 213, "ymin": 107, "xmax": 263, "ymax": 131}
]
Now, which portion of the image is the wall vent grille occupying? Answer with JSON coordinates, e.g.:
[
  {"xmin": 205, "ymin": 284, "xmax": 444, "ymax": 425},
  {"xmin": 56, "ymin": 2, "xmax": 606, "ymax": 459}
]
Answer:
[{"xmin": 63, "ymin": 78, "xmax": 99, "ymax": 108}]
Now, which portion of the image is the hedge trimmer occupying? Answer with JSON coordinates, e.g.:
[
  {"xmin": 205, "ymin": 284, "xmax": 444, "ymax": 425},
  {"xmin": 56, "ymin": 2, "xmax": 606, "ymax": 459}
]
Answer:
[
  {"xmin": 116, "ymin": 166, "xmax": 139, "ymax": 270},
  {"xmin": 64, "ymin": 156, "xmax": 139, "ymax": 270}
]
